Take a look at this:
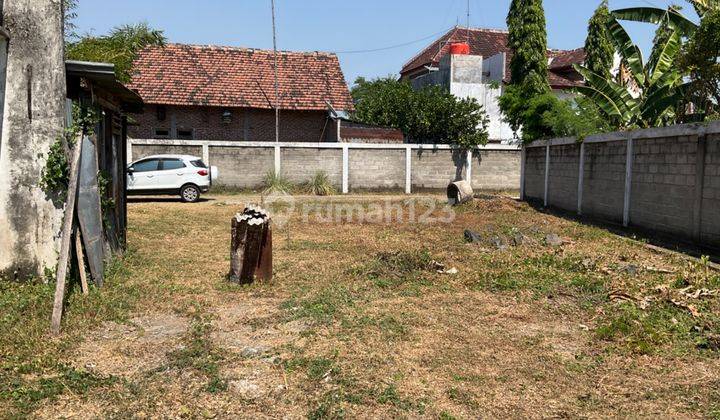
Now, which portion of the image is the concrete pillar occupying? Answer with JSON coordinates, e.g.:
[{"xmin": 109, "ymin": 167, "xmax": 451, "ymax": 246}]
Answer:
[{"xmin": 0, "ymin": 0, "xmax": 66, "ymax": 279}]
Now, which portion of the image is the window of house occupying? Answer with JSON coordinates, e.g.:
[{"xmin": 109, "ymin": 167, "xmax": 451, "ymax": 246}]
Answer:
[
  {"xmin": 154, "ymin": 129, "xmax": 169, "ymax": 139},
  {"xmin": 156, "ymin": 105, "xmax": 166, "ymax": 121},
  {"xmin": 160, "ymin": 159, "xmax": 186, "ymax": 171},
  {"xmin": 177, "ymin": 129, "xmax": 194, "ymax": 140}
]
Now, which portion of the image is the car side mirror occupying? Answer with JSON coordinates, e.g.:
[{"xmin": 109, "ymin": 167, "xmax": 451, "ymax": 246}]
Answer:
[{"xmin": 128, "ymin": 167, "xmax": 135, "ymax": 175}]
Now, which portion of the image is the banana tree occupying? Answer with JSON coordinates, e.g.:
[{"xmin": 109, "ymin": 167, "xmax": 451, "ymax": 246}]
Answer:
[{"xmin": 573, "ymin": 15, "xmax": 688, "ymax": 128}]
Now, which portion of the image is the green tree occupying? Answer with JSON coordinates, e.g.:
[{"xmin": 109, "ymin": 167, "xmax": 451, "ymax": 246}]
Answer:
[
  {"xmin": 351, "ymin": 77, "xmax": 489, "ymax": 148},
  {"xmin": 507, "ymin": 0, "xmax": 550, "ymax": 96},
  {"xmin": 499, "ymin": 90, "xmax": 609, "ymax": 142},
  {"xmin": 66, "ymin": 22, "xmax": 166, "ymax": 82},
  {"xmin": 584, "ymin": 1, "xmax": 615, "ymax": 79},
  {"xmin": 501, "ymin": 0, "xmax": 551, "ymax": 138},
  {"xmin": 679, "ymin": 8, "xmax": 720, "ymax": 117}
]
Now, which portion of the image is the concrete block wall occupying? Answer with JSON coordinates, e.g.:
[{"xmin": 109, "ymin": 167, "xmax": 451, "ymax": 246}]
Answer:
[
  {"xmin": 128, "ymin": 140, "xmax": 521, "ymax": 192},
  {"xmin": 133, "ymin": 145, "xmax": 203, "ymax": 160},
  {"xmin": 349, "ymin": 149, "xmax": 405, "ymax": 190},
  {"xmin": 281, "ymin": 148, "xmax": 342, "ymax": 187},
  {"xmin": 582, "ymin": 140, "xmax": 626, "ymax": 223},
  {"xmin": 522, "ymin": 122, "xmax": 720, "ymax": 249},
  {"xmin": 523, "ymin": 147, "xmax": 546, "ymax": 199},
  {"xmin": 702, "ymin": 133, "xmax": 720, "ymax": 245},
  {"xmin": 472, "ymin": 150, "xmax": 521, "ymax": 190},
  {"xmin": 209, "ymin": 147, "xmax": 274, "ymax": 188},
  {"xmin": 630, "ymin": 136, "xmax": 697, "ymax": 237},
  {"xmin": 547, "ymin": 144, "xmax": 579, "ymax": 211},
  {"xmin": 411, "ymin": 149, "xmax": 466, "ymax": 190}
]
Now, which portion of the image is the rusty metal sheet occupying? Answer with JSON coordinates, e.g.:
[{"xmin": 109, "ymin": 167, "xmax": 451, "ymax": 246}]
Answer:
[{"xmin": 77, "ymin": 133, "xmax": 105, "ymax": 287}]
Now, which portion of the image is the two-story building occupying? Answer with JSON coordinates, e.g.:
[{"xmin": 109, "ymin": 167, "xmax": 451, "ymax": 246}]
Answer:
[{"xmin": 400, "ymin": 27, "xmax": 586, "ymax": 142}]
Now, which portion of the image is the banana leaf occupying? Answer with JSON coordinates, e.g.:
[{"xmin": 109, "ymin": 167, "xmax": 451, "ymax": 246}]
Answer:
[
  {"xmin": 607, "ymin": 17, "xmax": 646, "ymax": 87},
  {"xmin": 641, "ymin": 82, "xmax": 688, "ymax": 123},
  {"xmin": 649, "ymin": 29, "xmax": 682, "ymax": 84},
  {"xmin": 612, "ymin": 7, "xmax": 698, "ymax": 35},
  {"xmin": 572, "ymin": 85, "xmax": 625, "ymax": 121}
]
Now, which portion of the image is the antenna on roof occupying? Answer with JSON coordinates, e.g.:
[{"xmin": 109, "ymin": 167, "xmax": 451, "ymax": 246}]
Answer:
[
  {"xmin": 466, "ymin": 0, "xmax": 470, "ymax": 43},
  {"xmin": 271, "ymin": 0, "xmax": 280, "ymax": 144}
]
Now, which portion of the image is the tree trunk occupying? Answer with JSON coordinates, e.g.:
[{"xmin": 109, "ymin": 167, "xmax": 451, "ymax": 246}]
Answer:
[{"xmin": 229, "ymin": 206, "xmax": 272, "ymax": 284}]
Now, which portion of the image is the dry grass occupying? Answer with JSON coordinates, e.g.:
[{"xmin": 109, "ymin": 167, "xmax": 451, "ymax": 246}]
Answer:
[{"xmin": 2, "ymin": 193, "xmax": 720, "ymax": 419}]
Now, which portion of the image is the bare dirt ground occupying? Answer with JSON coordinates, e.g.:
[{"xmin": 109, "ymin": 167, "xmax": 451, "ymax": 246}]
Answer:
[{"xmin": 3, "ymin": 193, "xmax": 719, "ymax": 419}]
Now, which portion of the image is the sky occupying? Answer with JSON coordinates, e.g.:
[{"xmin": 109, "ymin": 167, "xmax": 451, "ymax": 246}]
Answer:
[{"xmin": 73, "ymin": 0, "xmax": 697, "ymax": 86}]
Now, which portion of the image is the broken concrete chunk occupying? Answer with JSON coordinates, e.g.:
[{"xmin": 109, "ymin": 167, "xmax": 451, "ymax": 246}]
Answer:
[
  {"xmin": 490, "ymin": 236, "xmax": 508, "ymax": 251},
  {"xmin": 620, "ymin": 264, "xmax": 640, "ymax": 276},
  {"xmin": 511, "ymin": 233, "xmax": 527, "ymax": 247},
  {"xmin": 464, "ymin": 229, "xmax": 483, "ymax": 244},
  {"xmin": 545, "ymin": 234, "xmax": 564, "ymax": 247}
]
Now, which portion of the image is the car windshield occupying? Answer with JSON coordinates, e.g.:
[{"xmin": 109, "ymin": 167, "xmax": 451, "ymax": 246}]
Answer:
[{"xmin": 190, "ymin": 159, "xmax": 208, "ymax": 168}]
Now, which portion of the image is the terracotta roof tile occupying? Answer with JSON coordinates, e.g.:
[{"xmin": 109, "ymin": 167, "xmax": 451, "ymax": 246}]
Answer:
[
  {"xmin": 128, "ymin": 44, "xmax": 355, "ymax": 111},
  {"xmin": 549, "ymin": 48, "xmax": 586, "ymax": 69}
]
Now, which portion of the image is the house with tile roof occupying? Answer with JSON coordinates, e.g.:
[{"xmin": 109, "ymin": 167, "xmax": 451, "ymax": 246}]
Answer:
[
  {"xmin": 128, "ymin": 43, "xmax": 366, "ymax": 143},
  {"xmin": 400, "ymin": 27, "xmax": 586, "ymax": 142}
]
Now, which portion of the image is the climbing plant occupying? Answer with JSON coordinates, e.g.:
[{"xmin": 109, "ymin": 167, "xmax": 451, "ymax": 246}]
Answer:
[{"xmin": 40, "ymin": 104, "xmax": 100, "ymax": 199}]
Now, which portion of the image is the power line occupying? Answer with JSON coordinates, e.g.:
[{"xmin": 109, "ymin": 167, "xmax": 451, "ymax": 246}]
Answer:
[{"xmin": 334, "ymin": 26, "xmax": 454, "ymax": 54}]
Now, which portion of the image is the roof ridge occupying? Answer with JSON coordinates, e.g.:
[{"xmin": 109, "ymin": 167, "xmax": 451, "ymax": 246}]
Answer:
[
  {"xmin": 461, "ymin": 26, "xmax": 509, "ymax": 34},
  {"xmin": 160, "ymin": 42, "xmax": 338, "ymax": 57},
  {"xmin": 400, "ymin": 27, "xmax": 459, "ymax": 71},
  {"xmin": 549, "ymin": 47, "xmax": 585, "ymax": 53}
]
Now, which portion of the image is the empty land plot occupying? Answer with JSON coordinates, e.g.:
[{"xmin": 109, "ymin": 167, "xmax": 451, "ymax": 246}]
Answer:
[{"xmin": 1, "ymin": 194, "xmax": 719, "ymax": 418}]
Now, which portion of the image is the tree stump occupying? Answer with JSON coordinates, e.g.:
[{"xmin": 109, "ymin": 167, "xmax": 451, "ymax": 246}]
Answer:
[{"xmin": 229, "ymin": 205, "xmax": 273, "ymax": 284}]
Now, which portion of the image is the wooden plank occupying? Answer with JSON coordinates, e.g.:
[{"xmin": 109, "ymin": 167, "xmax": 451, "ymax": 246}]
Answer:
[
  {"xmin": 51, "ymin": 138, "xmax": 83, "ymax": 334},
  {"xmin": 75, "ymin": 229, "xmax": 89, "ymax": 295}
]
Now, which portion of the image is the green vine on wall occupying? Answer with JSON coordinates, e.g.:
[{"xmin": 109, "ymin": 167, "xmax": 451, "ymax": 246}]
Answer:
[{"xmin": 40, "ymin": 103, "xmax": 101, "ymax": 200}]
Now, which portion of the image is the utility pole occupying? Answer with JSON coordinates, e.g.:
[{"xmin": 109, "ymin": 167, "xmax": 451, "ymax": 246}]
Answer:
[{"xmin": 271, "ymin": 0, "xmax": 279, "ymax": 143}]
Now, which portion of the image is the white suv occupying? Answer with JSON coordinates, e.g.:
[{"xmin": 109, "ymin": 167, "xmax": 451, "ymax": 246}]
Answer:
[{"xmin": 127, "ymin": 155, "xmax": 219, "ymax": 202}]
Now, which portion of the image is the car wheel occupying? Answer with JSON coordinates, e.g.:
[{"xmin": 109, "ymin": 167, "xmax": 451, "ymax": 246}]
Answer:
[{"xmin": 180, "ymin": 184, "xmax": 200, "ymax": 203}]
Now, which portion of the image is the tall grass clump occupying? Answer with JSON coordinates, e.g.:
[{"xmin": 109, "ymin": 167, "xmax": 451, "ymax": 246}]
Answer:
[
  {"xmin": 263, "ymin": 170, "xmax": 294, "ymax": 195},
  {"xmin": 306, "ymin": 171, "xmax": 336, "ymax": 196}
]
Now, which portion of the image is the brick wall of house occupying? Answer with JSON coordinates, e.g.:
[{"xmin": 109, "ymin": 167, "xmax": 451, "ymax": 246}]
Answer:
[{"xmin": 129, "ymin": 104, "xmax": 337, "ymax": 142}]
